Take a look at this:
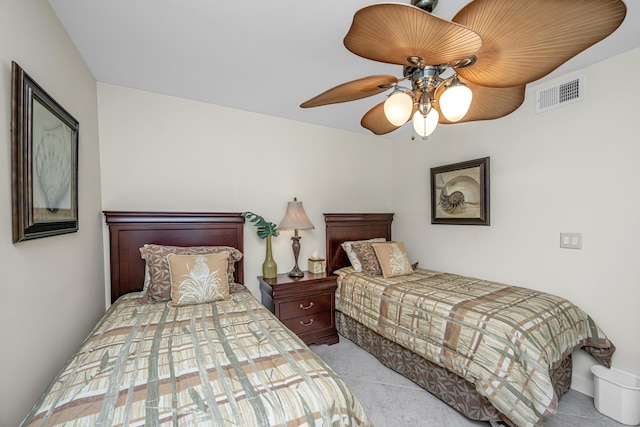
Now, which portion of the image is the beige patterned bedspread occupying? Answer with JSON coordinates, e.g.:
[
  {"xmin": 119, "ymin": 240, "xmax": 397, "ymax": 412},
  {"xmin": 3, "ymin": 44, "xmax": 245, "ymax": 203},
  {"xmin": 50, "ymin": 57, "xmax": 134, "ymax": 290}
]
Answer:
[
  {"xmin": 22, "ymin": 289, "xmax": 371, "ymax": 427},
  {"xmin": 335, "ymin": 267, "xmax": 614, "ymax": 427}
]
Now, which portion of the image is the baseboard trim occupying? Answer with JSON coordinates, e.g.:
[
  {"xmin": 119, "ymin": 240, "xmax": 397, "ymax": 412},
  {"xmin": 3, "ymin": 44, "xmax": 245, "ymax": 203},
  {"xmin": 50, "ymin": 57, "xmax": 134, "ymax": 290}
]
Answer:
[{"xmin": 571, "ymin": 373, "xmax": 594, "ymax": 397}]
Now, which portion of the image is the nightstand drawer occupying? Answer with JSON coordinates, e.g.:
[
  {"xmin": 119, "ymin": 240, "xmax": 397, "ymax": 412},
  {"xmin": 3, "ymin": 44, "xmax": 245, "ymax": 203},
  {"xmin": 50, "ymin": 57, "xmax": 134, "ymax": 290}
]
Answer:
[
  {"xmin": 281, "ymin": 311, "xmax": 333, "ymax": 335},
  {"xmin": 258, "ymin": 272, "xmax": 338, "ymax": 345},
  {"xmin": 278, "ymin": 293, "xmax": 332, "ymax": 320}
]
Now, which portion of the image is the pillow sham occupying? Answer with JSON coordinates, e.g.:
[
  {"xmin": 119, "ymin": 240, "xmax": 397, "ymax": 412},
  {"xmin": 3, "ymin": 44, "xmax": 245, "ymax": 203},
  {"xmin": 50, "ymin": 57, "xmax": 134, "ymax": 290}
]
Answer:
[
  {"xmin": 371, "ymin": 241, "xmax": 414, "ymax": 278},
  {"xmin": 342, "ymin": 238, "xmax": 386, "ymax": 272},
  {"xmin": 140, "ymin": 244, "xmax": 242, "ymax": 302},
  {"xmin": 350, "ymin": 240, "xmax": 383, "ymax": 276},
  {"xmin": 167, "ymin": 253, "xmax": 230, "ymax": 307}
]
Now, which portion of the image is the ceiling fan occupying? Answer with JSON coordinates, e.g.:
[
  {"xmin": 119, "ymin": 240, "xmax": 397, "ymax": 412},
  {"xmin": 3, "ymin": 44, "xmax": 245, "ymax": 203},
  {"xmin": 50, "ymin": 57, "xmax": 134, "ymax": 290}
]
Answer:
[{"xmin": 300, "ymin": 0, "xmax": 627, "ymax": 138}]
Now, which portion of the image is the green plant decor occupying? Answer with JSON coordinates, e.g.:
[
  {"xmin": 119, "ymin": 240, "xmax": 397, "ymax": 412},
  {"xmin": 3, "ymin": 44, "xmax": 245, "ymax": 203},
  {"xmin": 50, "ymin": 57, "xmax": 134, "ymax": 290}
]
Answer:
[
  {"xmin": 242, "ymin": 212, "xmax": 279, "ymax": 278},
  {"xmin": 241, "ymin": 212, "xmax": 279, "ymax": 239}
]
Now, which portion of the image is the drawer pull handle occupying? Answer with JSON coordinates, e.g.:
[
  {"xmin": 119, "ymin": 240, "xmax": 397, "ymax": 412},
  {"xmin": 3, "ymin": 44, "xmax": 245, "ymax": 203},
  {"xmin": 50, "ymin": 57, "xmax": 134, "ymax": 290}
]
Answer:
[
  {"xmin": 300, "ymin": 318, "xmax": 314, "ymax": 327},
  {"xmin": 299, "ymin": 302, "xmax": 314, "ymax": 310}
]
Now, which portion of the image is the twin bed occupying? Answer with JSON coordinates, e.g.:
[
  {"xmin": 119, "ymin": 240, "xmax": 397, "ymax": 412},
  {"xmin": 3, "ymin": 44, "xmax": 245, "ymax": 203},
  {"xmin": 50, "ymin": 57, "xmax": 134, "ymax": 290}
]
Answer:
[
  {"xmin": 22, "ymin": 211, "xmax": 615, "ymax": 427},
  {"xmin": 324, "ymin": 213, "xmax": 615, "ymax": 427},
  {"xmin": 21, "ymin": 212, "xmax": 371, "ymax": 427}
]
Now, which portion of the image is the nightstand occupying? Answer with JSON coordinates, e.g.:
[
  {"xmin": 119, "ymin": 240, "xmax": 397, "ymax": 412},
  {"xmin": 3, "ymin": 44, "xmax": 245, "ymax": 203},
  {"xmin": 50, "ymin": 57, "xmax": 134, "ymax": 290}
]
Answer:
[{"xmin": 259, "ymin": 271, "xmax": 339, "ymax": 345}]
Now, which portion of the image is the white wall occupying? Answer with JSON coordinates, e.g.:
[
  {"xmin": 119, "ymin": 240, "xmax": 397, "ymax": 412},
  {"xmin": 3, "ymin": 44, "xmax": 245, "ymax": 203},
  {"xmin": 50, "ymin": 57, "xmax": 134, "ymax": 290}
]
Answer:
[
  {"xmin": 391, "ymin": 47, "xmax": 640, "ymax": 394},
  {"xmin": 0, "ymin": 1, "xmax": 104, "ymax": 425},
  {"xmin": 97, "ymin": 83, "xmax": 393, "ymax": 298}
]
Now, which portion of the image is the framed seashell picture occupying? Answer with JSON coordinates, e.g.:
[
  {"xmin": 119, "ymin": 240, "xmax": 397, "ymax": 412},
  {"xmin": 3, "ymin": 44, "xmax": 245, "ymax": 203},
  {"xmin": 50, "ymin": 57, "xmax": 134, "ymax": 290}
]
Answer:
[
  {"xmin": 11, "ymin": 62, "xmax": 79, "ymax": 242},
  {"xmin": 430, "ymin": 157, "xmax": 490, "ymax": 225}
]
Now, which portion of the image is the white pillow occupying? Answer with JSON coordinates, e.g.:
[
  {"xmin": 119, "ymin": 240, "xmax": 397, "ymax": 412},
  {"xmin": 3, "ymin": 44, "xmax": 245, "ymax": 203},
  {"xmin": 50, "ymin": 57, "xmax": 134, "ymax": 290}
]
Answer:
[
  {"xmin": 142, "ymin": 264, "xmax": 151, "ymax": 295},
  {"xmin": 341, "ymin": 238, "xmax": 386, "ymax": 272}
]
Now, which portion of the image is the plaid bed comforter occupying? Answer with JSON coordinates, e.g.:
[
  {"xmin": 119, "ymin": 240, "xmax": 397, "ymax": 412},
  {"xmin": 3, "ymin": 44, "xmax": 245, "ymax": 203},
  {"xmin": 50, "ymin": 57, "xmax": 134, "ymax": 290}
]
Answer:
[
  {"xmin": 335, "ymin": 267, "xmax": 614, "ymax": 427},
  {"xmin": 22, "ymin": 290, "xmax": 370, "ymax": 427}
]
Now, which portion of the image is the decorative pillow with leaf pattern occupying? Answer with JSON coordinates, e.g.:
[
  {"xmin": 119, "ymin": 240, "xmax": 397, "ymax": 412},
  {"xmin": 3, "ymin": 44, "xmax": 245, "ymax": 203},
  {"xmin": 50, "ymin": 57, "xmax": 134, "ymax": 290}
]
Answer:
[
  {"xmin": 371, "ymin": 242, "xmax": 413, "ymax": 278},
  {"xmin": 350, "ymin": 241, "xmax": 383, "ymax": 276},
  {"xmin": 167, "ymin": 253, "xmax": 230, "ymax": 307},
  {"xmin": 342, "ymin": 238, "xmax": 386, "ymax": 272}
]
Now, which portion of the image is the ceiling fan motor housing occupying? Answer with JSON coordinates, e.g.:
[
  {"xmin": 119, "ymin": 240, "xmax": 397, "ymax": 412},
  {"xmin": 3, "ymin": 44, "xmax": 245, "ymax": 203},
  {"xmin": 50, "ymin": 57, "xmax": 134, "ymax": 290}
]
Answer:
[{"xmin": 411, "ymin": 66, "xmax": 441, "ymax": 93}]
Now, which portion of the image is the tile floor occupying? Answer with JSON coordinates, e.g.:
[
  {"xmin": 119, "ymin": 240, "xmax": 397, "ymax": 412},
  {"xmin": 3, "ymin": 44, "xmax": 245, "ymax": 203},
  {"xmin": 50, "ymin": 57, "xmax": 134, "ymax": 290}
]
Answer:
[{"xmin": 310, "ymin": 337, "xmax": 625, "ymax": 426}]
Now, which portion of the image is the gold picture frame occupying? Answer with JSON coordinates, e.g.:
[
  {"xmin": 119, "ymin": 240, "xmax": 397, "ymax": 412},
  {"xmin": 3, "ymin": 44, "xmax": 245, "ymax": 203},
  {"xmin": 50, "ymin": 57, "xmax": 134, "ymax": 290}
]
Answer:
[
  {"xmin": 11, "ymin": 62, "xmax": 79, "ymax": 242},
  {"xmin": 430, "ymin": 157, "xmax": 490, "ymax": 225}
]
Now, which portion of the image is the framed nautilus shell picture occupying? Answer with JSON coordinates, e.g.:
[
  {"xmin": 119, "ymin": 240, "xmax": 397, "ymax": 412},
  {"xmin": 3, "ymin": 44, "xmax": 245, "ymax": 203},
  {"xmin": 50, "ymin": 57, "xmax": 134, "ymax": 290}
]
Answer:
[
  {"xmin": 11, "ymin": 62, "xmax": 79, "ymax": 242},
  {"xmin": 430, "ymin": 157, "xmax": 490, "ymax": 226}
]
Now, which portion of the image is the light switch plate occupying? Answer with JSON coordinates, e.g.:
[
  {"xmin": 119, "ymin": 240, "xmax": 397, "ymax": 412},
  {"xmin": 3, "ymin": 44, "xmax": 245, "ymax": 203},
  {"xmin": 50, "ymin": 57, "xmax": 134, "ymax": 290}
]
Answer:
[{"xmin": 560, "ymin": 232, "xmax": 582, "ymax": 249}]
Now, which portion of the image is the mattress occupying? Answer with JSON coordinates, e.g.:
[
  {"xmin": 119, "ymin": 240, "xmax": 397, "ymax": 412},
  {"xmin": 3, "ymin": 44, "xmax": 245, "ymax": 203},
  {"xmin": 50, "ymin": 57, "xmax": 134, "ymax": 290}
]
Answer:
[
  {"xmin": 22, "ymin": 288, "xmax": 370, "ymax": 426},
  {"xmin": 335, "ymin": 267, "xmax": 615, "ymax": 427}
]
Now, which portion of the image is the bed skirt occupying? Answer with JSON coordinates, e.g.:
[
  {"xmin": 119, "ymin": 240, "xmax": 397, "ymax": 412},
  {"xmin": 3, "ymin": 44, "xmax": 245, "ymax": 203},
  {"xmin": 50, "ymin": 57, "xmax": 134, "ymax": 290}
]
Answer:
[{"xmin": 336, "ymin": 310, "xmax": 573, "ymax": 426}]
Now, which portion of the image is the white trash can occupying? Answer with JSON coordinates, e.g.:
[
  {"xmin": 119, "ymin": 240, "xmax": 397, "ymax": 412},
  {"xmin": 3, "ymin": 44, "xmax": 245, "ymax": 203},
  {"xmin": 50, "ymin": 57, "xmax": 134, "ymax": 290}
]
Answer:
[{"xmin": 591, "ymin": 365, "xmax": 640, "ymax": 425}]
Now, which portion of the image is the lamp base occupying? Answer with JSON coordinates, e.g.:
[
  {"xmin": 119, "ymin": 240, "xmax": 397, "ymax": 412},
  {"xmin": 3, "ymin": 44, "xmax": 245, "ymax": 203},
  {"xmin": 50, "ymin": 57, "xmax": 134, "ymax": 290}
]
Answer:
[
  {"xmin": 288, "ymin": 265, "xmax": 304, "ymax": 278},
  {"xmin": 288, "ymin": 233, "xmax": 305, "ymax": 277}
]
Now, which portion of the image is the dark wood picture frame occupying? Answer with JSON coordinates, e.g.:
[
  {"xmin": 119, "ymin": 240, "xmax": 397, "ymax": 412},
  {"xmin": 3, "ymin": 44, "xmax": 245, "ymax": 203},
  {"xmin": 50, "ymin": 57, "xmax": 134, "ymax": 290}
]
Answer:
[
  {"xmin": 11, "ymin": 62, "xmax": 79, "ymax": 242},
  {"xmin": 430, "ymin": 157, "xmax": 490, "ymax": 225}
]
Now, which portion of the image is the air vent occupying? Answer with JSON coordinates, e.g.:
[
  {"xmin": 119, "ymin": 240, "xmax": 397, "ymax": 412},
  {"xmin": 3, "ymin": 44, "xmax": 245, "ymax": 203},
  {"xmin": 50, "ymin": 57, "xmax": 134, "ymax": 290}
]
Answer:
[{"xmin": 535, "ymin": 76, "xmax": 584, "ymax": 113}]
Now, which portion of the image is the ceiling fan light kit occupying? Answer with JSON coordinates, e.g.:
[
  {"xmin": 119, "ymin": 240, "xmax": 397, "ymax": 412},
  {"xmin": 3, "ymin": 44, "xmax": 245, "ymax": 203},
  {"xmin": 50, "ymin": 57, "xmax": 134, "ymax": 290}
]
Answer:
[
  {"xmin": 438, "ymin": 75, "xmax": 473, "ymax": 122},
  {"xmin": 300, "ymin": 0, "xmax": 626, "ymax": 138},
  {"xmin": 413, "ymin": 108, "xmax": 439, "ymax": 139},
  {"xmin": 383, "ymin": 87, "xmax": 414, "ymax": 126}
]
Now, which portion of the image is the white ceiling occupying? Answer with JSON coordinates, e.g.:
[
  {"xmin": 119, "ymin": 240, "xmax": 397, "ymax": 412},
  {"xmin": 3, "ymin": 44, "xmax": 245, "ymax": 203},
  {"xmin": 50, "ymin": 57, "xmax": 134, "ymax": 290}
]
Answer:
[{"xmin": 48, "ymin": 0, "xmax": 639, "ymax": 137}]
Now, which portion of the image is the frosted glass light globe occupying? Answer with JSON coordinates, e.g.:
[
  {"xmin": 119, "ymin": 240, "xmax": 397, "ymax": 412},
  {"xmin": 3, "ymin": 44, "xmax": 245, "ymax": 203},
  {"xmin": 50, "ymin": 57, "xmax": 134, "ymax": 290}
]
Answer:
[
  {"xmin": 412, "ymin": 108, "xmax": 439, "ymax": 137},
  {"xmin": 439, "ymin": 82, "xmax": 472, "ymax": 122},
  {"xmin": 384, "ymin": 91, "xmax": 413, "ymax": 126}
]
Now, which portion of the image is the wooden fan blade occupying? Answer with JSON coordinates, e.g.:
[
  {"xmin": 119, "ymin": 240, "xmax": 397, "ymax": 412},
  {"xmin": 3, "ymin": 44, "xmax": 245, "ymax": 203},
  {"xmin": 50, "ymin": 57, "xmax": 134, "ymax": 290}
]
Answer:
[
  {"xmin": 344, "ymin": 3, "xmax": 482, "ymax": 66},
  {"xmin": 361, "ymin": 102, "xmax": 401, "ymax": 135},
  {"xmin": 300, "ymin": 75, "xmax": 398, "ymax": 108},
  {"xmin": 435, "ymin": 79, "xmax": 525, "ymax": 124},
  {"xmin": 453, "ymin": 0, "xmax": 626, "ymax": 87}
]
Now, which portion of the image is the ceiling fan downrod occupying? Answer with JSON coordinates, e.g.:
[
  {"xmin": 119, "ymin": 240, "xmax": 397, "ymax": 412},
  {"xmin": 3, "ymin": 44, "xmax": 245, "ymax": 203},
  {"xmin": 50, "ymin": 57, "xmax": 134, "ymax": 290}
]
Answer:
[{"xmin": 412, "ymin": 0, "xmax": 438, "ymax": 13}]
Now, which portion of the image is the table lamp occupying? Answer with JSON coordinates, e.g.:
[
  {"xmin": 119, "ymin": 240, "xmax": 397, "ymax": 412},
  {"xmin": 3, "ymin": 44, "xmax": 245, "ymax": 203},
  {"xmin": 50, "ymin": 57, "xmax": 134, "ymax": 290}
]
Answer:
[{"xmin": 278, "ymin": 197, "xmax": 314, "ymax": 277}]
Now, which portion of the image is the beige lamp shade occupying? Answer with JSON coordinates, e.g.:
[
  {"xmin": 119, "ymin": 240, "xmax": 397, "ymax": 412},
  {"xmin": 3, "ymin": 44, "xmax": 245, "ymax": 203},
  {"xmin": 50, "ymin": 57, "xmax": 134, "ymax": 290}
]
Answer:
[{"xmin": 278, "ymin": 198, "xmax": 314, "ymax": 231}]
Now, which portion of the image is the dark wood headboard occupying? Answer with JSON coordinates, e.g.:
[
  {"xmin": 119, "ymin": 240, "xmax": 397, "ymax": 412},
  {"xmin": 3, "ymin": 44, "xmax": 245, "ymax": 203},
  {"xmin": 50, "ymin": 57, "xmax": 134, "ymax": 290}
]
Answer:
[
  {"xmin": 324, "ymin": 213, "xmax": 394, "ymax": 274},
  {"xmin": 104, "ymin": 211, "xmax": 245, "ymax": 303}
]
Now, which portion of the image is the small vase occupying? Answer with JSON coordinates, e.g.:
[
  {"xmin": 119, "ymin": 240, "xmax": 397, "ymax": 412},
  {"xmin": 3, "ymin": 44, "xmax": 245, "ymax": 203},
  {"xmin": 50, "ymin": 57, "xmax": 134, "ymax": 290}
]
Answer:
[{"xmin": 262, "ymin": 235, "xmax": 277, "ymax": 279}]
